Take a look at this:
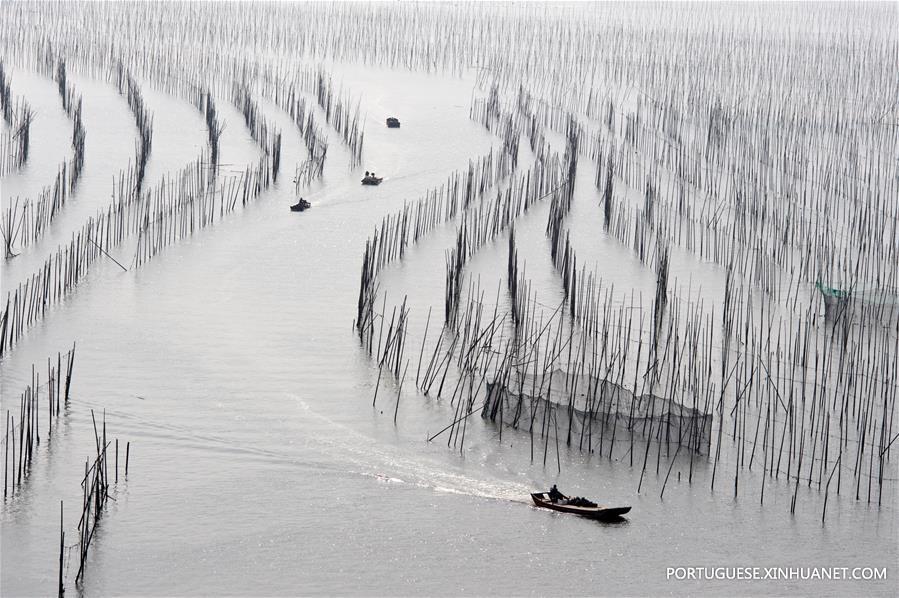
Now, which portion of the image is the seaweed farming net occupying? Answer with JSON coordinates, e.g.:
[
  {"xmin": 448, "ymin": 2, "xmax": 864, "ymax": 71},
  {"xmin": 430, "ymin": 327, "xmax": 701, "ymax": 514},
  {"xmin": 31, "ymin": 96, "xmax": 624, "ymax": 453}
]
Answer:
[
  {"xmin": 817, "ymin": 282, "xmax": 899, "ymax": 324},
  {"xmin": 483, "ymin": 368, "xmax": 712, "ymax": 453}
]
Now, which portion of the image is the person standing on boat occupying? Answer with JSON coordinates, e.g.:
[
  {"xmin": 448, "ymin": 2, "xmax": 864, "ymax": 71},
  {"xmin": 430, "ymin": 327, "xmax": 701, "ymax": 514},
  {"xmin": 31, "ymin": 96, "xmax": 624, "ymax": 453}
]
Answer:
[{"xmin": 549, "ymin": 484, "xmax": 563, "ymax": 503}]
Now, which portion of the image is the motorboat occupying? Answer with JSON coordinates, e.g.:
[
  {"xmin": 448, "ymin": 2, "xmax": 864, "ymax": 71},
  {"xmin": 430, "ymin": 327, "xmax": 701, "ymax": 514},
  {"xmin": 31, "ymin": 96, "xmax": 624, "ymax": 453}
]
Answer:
[
  {"xmin": 531, "ymin": 492, "xmax": 631, "ymax": 520},
  {"xmin": 290, "ymin": 198, "xmax": 311, "ymax": 212}
]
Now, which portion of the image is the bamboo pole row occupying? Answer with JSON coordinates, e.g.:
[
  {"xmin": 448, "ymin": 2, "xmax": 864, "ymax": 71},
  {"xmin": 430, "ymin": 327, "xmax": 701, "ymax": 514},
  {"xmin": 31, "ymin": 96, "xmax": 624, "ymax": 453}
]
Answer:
[
  {"xmin": 0, "ymin": 149, "xmax": 273, "ymax": 356},
  {"xmin": 196, "ymin": 90, "xmax": 222, "ymax": 170},
  {"xmin": 69, "ymin": 410, "xmax": 128, "ymax": 589},
  {"xmin": 0, "ymin": 97, "xmax": 33, "ymax": 176},
  {"xmin": 53, "ymin": 58, "xmax": 86, "ymax": 189},
  {"xmin": 0, "ymin": 58, "xmax": 37, "ymax": 173},
  {"xmin": 314, "ymin": 68, "xmax": 363, "ymax": 168},
  {"xmin": 0, "ymin": 56, "xmax": 86, "ymax": 257},
  {"xmin": 2, "ymin": 343, "xmax": 76, "ymax": 498},
  {"xmin": 232, "ymin": 78, "xmax": 282, "ymax": 182},
  {"xmin": 115, "ymin": 61, "xmax": 153, "ymax": 192},
  {"xmin": 356, "ymin": 146, "xmax": 518, "ymax": 348},
  {"xmin": 266, "ymin": 78, "xmax": 328, "ymax": 188}
]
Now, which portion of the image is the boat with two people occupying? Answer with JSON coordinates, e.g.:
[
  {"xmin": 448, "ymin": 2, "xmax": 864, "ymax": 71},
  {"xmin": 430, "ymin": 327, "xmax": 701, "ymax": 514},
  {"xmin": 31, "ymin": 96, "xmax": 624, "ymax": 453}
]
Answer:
[
  {"xmin": 362, "ymin": 171, "xmax": 383, "ymax": 185},
  {"xmin": 531, "ymin": 486, "xmax": 631, "ymax": 521}
]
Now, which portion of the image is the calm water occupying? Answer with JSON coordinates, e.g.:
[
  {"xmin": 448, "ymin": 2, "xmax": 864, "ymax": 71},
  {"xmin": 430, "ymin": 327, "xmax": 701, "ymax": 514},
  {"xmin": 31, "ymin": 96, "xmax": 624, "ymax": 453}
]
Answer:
[{"xmin": 1, "ymin": 51, "xmax": 896, "ymax": 598}]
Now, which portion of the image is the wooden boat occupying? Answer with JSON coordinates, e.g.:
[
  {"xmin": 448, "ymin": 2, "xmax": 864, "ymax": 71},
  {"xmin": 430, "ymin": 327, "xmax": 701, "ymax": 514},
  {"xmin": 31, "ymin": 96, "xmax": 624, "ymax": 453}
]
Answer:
[
  {"xmin": 386, "ymin": 117, "xmax": 400, "ymax": 128},
  {"xmin": 290, "ymin": 199, "xmax": 311, "ymax": 212},
  {"xmin": 530, "ymin": 492, "xmax": 631, "ymax": 520},
  {"xmin": 361, "ymin": 176, "xmax": 383, "ymax": 186}
]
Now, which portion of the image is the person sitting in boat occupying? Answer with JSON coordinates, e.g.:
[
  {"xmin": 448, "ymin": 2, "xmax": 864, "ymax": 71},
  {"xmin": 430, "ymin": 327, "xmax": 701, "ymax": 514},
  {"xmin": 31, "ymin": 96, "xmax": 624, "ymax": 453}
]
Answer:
[
  {"xmin": 365, "ymin": 171, "xmax": 370, "ymax": 177},
  {"xmin": 548, "ymin": 484, "xmax": 564, "ymax": 503}
]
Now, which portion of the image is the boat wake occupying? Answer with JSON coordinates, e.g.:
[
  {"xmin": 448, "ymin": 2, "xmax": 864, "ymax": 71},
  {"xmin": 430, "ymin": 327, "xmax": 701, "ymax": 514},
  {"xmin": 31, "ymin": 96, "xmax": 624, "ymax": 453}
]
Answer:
[{"xmin": 291, "ymin": 394, "xmax": 535, "ymax": 503}]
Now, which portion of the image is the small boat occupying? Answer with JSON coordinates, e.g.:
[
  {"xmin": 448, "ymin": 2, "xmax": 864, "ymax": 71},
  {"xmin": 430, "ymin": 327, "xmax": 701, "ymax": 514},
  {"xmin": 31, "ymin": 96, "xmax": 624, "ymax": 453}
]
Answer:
[
  {"xmin": 386, "ymin": 117, "xmax": 400, "ymax": 128},
  {"xmin": 362, "ymin": 175, "xmax": 383, "ymax": 186},
  {"xmin": 290, "ymin": 198, "xmax": 311, "ymax": 212},
  {"xmin": 530, "ymin": 492, "xmax": 631, "ymax": 520}
]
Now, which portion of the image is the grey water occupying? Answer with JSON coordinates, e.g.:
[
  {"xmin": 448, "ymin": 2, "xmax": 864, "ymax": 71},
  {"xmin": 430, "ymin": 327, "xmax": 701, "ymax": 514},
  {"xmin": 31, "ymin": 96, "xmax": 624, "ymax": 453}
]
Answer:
[{"xmin": 2, "ymin": 4, "xmax": 897, "ymax": 597}]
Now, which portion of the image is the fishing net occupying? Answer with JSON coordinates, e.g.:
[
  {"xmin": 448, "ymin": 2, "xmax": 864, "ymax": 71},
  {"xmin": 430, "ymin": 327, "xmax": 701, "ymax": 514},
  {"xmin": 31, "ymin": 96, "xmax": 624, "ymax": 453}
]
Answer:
[
  {"xmin": 816, "ymin": 282, "xmax": 899, "ymax": 323},
  {"xmin": 482, "ymin": 368, "xmax": 712, "ymax": 453}
]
